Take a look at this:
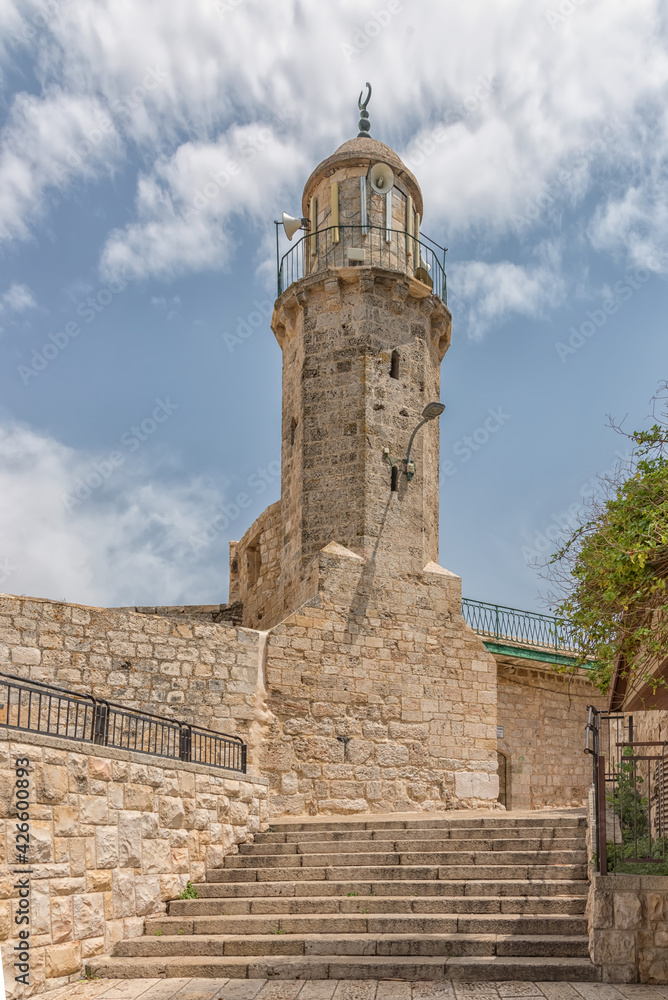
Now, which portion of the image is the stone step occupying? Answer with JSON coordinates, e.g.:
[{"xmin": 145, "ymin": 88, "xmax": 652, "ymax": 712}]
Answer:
[
  {"xmin": 239, "ymin": 837, "xmax": 585, "ymax": 855},
  {"xmin": 256, "ymin": 826, "xmax": 585, "ymax": 843},
  {"xmin": 114, "ymin": 932, "xmax": 590, "ymax": 959},
  {"xmin": 195, "ymin": 878, "xmax": 589, "ymax": 899},
  {"xmin": 268, "ymin": 816, "xmax": 586, "ymax": 833},
  {"xmin": 143, "ymin": 913, "xmax": 587, "ymax": 937},
  {"xmin": 168, "ymin": 893, "xmax": 587, "ymax": 917},
  {"xmin": 206, "ymin": 863, "xmax": 588, "ymax": 882},
  {"xmin": 223, "ymin": 850, "xmax": 587, "ymax": 868},
  {"xmin": 89, "ymin": 953, "xmax": 599, "ymax": 981}
]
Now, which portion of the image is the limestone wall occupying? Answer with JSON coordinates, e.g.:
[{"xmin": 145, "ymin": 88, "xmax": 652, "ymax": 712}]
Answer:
[
  {"xmin": 0, "ymin": 729, "xmax": 268, "ymax": 999},
  {"xmin": 271, "ymin": 267, "xmax": 451, "ymax": 629},
  {"xmin": 588, "ymin": 873, "xmax": 668, "ymax": 983},
  {"xmin": 630, "ymin": 709, "xmax": 668, "ymax": 743},
  {"xmin": 259, "ymin": 542, "xmax": 499, "ymax": 816},
  {"xmin": 0, "ymin": 593, "xmax": 261, "ymax": 747},
  {"xmin": 230, "ymin": 500, "xmax": 283, "ymax": 630},
  {"xmin": 497, "ymin": 662, "xmax": 602, "ymax": 809}
]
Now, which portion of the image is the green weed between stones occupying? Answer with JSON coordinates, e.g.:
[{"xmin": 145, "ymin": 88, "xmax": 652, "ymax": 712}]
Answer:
[{"xmin": 178, "ymin": 880, "xmax": 199, "ymax": 899}]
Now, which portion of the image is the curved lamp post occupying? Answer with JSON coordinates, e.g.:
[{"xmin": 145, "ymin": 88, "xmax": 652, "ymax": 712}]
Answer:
[{"xmin": 406, "ymin": 402, "xmax": 445, "ymax": 481}]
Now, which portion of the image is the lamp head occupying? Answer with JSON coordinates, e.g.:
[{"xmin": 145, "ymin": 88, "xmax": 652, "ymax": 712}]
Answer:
[{"xmin": 422, "ymin": 402, "xmax": 445, "ymax": 421}]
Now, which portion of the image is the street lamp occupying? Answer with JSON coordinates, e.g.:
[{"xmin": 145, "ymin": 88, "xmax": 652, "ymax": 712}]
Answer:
[{"xmin": 405, "ymin": 402, "xmax": 445, "ymax": 481}]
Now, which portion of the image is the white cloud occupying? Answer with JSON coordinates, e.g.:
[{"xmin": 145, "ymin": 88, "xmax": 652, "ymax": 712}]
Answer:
[
  {"xmin": 0, "ymin": 0, "xmax": 22, "ymax": 79},
  {"xmin": 587, "ymin": 107, "xmax": 668, "ymax": 274},
  {"xmin": 0, "ymin": 88, "xmax": 121, "ymax": 244},
  {"xmin": 100, "ymin": 123, "xmax": 308, "ymax": 281},
  {"xmin": 449, "ymin": 246, "xmax": 566, "ymax": 339},
  {"xmin": 0, "ymin": 282, "xmax": 37, "ymax": 313},
  {"xmin": 0, "ymin": 421, "xmax": 233, "ymax": 607},
  {"xmin": 0, "ymin": 0, "xmax": 666, "ymax": 291}
]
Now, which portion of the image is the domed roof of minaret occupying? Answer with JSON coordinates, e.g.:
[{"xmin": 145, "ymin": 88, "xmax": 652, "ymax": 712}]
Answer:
[{"xmin": 301, "ymin": 136, "xmax": 423, "ymax": 218}]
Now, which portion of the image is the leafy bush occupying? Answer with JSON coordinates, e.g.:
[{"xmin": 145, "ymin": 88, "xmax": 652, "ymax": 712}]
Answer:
[{"xmin": 550, "ymin": 384, "xmax": 668, "ymax": 695}]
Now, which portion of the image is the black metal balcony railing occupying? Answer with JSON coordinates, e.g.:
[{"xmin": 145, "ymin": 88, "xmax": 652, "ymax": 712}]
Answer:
[
  {"xmin": 461, "ymin": 597, "xmax": 580, "ymax": 654},
  {"xmin": 277, "ymin": 224, "xmax": 447, "ymax": 303},
  {"xmin": 0, "ymin": 672, "xmax": 247, "ymax": 773}
]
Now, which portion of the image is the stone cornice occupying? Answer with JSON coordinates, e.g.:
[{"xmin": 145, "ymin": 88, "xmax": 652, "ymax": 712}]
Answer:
[{"xmin": 271, "ymin": 266, "xmax": 451, "ymax": 356}]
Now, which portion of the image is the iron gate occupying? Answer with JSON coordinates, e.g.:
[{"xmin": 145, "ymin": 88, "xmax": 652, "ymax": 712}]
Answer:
[{"xmin": 585, "ymin": 706, "xmax": 667, "ymax": 873}]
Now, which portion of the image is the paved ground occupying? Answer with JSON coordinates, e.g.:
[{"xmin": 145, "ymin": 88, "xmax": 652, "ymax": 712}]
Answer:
[{"xmin": 41, "ymin": 980, "xmax": 668, "ymax": 1000}]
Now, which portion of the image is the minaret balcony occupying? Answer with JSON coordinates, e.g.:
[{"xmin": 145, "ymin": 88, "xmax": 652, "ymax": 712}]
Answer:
[{"xmin": 276, "ymin": 224, "xmax": 447, "ymax": 303}]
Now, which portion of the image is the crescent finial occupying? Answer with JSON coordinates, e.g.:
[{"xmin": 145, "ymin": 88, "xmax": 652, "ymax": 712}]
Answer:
[
  {"xmin": 358, "ymin": 82, "xmax": 372, "ymax": 111},
  {"xmin": 357, "ymin": 83, "xmax": 372, "ymax": 138}
]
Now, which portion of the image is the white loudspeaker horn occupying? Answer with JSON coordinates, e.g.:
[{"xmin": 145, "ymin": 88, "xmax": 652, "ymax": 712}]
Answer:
[
  {"xmin": 282, "ymin": 212, "xmax": 309, "ymax": 240},
  {"xmin": 369, "ymin": 162, "xmax": 395, "ymax": 194}
]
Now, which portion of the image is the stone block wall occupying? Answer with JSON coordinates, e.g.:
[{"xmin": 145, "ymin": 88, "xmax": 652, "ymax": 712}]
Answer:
[
  {"xmin": 230, "ymin": 500, "xmax": 282, "ymax": 630},
  {"xmin": 0, "ymin": 729, "xmax": 268, "ymax": 998},
  {"xmin": 631, "ymin": 709, "xmax": 668, "ymax": 743},
  {"xmin": 259, "ymin": 542, "xmax": 500, "ymax": 816},
  {"xmin": 497, "ymin": 661, "xmax": 602, "ymax": 809},
  {"xmin": 0, "ymin": 593, "xmax": 262, "ymax": 750},
  {"xmin": 588, "ymin": 873, "xmax": 668, "ymax": 983},
  {"xmin": 272, "ymin": 267, "xmax": 450, "ymax": 628}
]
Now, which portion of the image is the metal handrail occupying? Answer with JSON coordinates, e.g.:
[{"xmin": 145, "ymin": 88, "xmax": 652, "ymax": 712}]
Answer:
[
  {"xmin": 277, "ymin": 224, "xmax": 448, "ymax": 303},
  {"xmin": 462, "ymin": 597, "xmax": 581, "ymax": 653},
  {"xmin": 0, "ymin": 671, "xmax": 246, "ymax": 773}
]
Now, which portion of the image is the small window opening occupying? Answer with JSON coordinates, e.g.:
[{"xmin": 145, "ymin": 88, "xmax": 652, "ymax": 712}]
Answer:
[
  {"xmin": 247, "ymin": 540, "xmax": 261, "ymax": 587},
  {"xmin": 391, "ymin": 465, "xmax": 399, "ymax": 492},
  {"xmin": 390, "ymin": 351, "xmax": 400, "ymax": 379},
  {"xmin": 290, "ymin": 417, "xmax": 298, "ymax": 446}
]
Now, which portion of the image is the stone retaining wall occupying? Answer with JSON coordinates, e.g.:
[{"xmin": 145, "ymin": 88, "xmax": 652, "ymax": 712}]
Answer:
[
  {"xmin": 497, "ymin": 663, "xmax": 602, "ymax": 809},
  {"xmin": 0, "ymin": 593, "xmax": 262, "ymax": 745},
  {"xmin": 588, "ymin": 873, "xmax": 668, "ymax": 983},
  {"xmin": 0, "ymin": 729, "xmax": 268, "ymax": 998}
]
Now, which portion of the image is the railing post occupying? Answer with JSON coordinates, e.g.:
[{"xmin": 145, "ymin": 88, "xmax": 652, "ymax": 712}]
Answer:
[
  {"xmin": 495, "ymin": 604, "xmax": 500, "ymax": 640},
  {"xmin": 92, "ymin": 701, "xmax": 109, "ymax": 746},
  {"xmin": 597, "ymin": 755, "xmax": 608, "ymax": 875},
  {"xmin": 179, "ymin": 724, "xmax": 192, "ymax": 763},
  {"xmin": 241, "ymin": 743, "xmax": 247, "ymax": 774}
]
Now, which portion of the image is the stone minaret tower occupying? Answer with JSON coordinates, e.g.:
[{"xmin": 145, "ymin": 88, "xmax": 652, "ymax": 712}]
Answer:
[
  {"xmin": 231, "ymin": 99, "xmax": 452, "ymax": 628},
  {"xmin": 230, "ymin": 97, "xmax": 498, "ymax": 814}
]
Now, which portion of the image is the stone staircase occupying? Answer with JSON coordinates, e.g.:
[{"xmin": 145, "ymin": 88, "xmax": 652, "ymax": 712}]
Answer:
[{"xmin": 91, "ymin": 812, "xmax": 598, "ymax": 982}]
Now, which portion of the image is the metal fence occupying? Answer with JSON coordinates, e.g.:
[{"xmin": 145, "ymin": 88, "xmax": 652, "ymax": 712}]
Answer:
[
  {"xmin": 462, "ymin": 597, "xmax": 580, "ymax": 653},
  {"xmin": 0, "ymin": 672, "xmax": 246, "ymax": 773},
  {"xmin": 585, "ymin": 706, "xmax": 667, "ymax": 873},
  {"xmin": 277, "ymin": 224, "xmax": 447, "ymax": 303}
]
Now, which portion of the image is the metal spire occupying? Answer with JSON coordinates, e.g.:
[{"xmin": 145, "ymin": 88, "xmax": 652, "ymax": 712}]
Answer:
[{"xmin": 357, "ymin": 82, "xmax": 372, "ymax": 138}]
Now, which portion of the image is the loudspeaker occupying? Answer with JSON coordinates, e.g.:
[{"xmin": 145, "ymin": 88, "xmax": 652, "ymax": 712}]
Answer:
[
  {"xmin": 369, "ymin": 162, "xmax": 395, "ymax": 194},
  {"xmin": 282, "ymin": 212, "xmax": 308, "ymax": 240}
]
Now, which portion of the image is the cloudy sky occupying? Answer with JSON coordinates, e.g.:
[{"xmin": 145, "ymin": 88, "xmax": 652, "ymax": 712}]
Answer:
[{"xmin": 0, "ymin": 0, "xmax": 666, "ymax": 611}]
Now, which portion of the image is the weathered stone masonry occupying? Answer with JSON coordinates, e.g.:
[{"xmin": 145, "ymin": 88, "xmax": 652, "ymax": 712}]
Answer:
[
  {"xmin": 258, "ymin": 543, "xmax": 499, "ymax": 815},
  {"xmin": 0, "ymin": 730, "xmax": 267, "ymax": 999},
  {"xmin": 0, "ymin": 593, "xmax": 263, "ymax": 753},
  {"xmin": 497, "ymin": 662, "xmax": 599, "ymax": 810}
]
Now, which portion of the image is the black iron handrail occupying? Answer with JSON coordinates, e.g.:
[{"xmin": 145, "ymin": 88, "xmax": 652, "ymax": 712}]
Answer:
[
  {"xmin": 277, "ymin": 224, "xmax": 447, "ymax": 303},
  {"xmin": 0, "ymin": 672, "xmax": 246, "ymax": 773},
  {"xmin": 462, "ymin": 597, "xmax": 581, "ymax": 653}
]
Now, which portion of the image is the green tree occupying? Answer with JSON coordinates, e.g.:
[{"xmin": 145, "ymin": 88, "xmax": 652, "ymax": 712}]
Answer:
[{"xmin": 549, "ymin": 383, "xmax": 668, "ymax": 695}]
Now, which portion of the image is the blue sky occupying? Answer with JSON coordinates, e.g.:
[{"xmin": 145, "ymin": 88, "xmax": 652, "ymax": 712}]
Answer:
[{"xmin": 0, "ymin": 0, "xmax": 666, "ymax": 611}]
